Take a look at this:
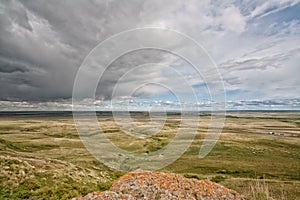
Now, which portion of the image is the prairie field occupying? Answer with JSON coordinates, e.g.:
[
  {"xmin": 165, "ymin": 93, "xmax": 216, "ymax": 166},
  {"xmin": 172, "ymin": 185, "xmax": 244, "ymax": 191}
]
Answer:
[{"xmin": 0, "ymin": 112, "xmax": 300, "ymax": 199}]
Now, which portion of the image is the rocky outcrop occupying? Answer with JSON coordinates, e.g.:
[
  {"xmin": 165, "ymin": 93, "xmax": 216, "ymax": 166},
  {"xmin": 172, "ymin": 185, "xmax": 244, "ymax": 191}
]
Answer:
[{"xmin": 72, "ymin": 170, "xmax": 244, "ymax": 200}]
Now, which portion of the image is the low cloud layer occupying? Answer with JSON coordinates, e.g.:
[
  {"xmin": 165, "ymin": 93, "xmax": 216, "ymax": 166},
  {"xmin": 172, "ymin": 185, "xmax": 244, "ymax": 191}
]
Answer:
[
  {"xmin": 1, "ymin": 98, "xmax": 300, "ymax": 111},
  {"xmin": 0, "ymin": 0, "xmax": 299, "ymax": 110}
]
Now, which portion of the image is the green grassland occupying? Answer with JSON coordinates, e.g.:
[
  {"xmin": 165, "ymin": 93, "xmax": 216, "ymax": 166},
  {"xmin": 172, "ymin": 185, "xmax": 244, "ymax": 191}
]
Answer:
[{"xmin": 0, "ymin": 112, "xmax": 300, "ymax": 199}]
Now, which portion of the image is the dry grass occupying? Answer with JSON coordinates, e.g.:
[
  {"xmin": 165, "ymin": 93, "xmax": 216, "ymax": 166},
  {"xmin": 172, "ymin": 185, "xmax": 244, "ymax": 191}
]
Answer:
[
  {"xmin": 222, "ymin": 177, "xmax": 300, "ymax": 200},
  {"xmin": 248, "ymin": 178, "xmax": 271, "ymax": 200}
]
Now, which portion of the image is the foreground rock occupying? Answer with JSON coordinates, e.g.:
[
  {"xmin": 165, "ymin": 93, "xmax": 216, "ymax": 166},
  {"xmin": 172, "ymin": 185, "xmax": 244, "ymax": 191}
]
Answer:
[{"xmin": 72, "ymin": 170, "xmax": 244, "ymax": 200}]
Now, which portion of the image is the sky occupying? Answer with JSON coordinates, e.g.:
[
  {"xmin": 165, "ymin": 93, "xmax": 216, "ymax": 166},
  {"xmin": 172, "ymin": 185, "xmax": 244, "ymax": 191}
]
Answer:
[{"xmin": 0, "ymin": 0, "xmax": 299, "ymax": 111}]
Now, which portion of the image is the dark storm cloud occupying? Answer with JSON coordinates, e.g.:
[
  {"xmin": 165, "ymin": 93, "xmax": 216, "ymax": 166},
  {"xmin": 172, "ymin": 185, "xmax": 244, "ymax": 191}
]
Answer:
[
  {"xmin": 0, "ymin": 0, "xmax": 160, "ymax": 101},
  {"xmin": 0, "ymin": 0, "xmax": 108, "ymax": 101},
  {"xmin": 0, "ymin": 58, "xmax": 28, "ymax": 73}
]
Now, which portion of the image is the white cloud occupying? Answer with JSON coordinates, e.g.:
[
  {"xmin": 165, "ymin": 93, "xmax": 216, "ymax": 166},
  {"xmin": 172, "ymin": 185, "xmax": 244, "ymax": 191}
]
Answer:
[
  {"xmin": 220, "ymin": 6, "xmax": 246, "ymax": 33},
  {"xmin": 249, "ymin": 0, "xmax": 300, "ymax": 18}
]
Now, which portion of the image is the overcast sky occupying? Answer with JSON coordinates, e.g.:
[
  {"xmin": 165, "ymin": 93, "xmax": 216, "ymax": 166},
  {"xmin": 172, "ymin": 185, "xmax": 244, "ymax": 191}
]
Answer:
[{"xmin": 0, "ymin": 0, "xmax": 300, "ymax": 111}]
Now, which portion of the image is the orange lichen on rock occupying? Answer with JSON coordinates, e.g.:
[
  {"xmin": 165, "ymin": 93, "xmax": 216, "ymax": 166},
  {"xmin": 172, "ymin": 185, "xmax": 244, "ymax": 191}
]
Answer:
[{"xmin": 72, "ymin": 170, "xmax": 245, "ymax": 200}]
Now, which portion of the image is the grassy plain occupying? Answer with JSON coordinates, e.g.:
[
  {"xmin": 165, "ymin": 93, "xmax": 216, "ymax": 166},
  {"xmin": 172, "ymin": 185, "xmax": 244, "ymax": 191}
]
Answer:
[{"xmin": 0, "ymin": 112, "xmax": 299, "ymax": 199}]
